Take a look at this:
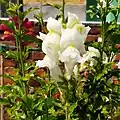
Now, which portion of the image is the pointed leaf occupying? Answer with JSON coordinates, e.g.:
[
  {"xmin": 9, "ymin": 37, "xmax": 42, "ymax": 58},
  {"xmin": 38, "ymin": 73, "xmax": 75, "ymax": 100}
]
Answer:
[{"xmin": 106, "ymin": 12, "xmax": 115, "ymax": 23}]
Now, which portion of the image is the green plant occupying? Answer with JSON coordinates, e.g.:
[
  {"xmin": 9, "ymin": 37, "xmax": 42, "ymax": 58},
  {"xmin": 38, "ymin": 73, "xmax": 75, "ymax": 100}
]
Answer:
[{"xmin": 0, "ymin": 0, "xmax": 120, "ymax": 120}]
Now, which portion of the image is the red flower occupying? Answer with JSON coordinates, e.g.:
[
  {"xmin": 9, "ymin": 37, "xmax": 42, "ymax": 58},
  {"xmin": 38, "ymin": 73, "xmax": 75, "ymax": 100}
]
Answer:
[
  {"xmin": 25, "ymin": 31, "xmax": 36, "ymax": 36},
  {"xmin": 0, "ymin": 24, "xmax": 10, "ymax": 32},
  {"xmin": 9, "ymin": 15, "xmax": 18, "ymax": 24},
  {"xmin": 52, "ymin": 91, "xmax": 61, "ymax": 99},
  {"xmin": 23, "ymin": 21, "xmax": 34, "ymax": 29},
  {"xmin": 1, "ymin": 34, "xmax": 14, "ymax": 41},
  {"xmin": 9, "ymin": 15, "xmax": 19, "ymax": 29}
]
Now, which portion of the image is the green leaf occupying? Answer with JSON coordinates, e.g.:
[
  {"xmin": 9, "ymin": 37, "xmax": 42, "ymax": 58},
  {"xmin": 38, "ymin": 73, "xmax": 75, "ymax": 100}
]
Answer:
[
  {"xmin": 0, "ymin": 85, "xmax": 12, "ymax": 94},
  {"xmin": 22, "ymin": 34, "xmax": 39, "ymax": 43},
  {"xmin": 106, "ymin": 12, "xmax": 115, "ymax": 23},
  {"xmin": 0, "ymin": 98, "xmax": 9, "ymax": 105},
  {"xmin": 69, "ymin": 103, "xmax": 77, "ymax": 115},
  {"xmin": 48, "ymin": 107, "xmax": 56, "ymax": 116},
  {"xmin": 45, "ymin": 97, "xmax": 55, "ymax": 106},
  {"xmin": 0, "ymin": 74, "xmax": 14, "ymax": 81}
]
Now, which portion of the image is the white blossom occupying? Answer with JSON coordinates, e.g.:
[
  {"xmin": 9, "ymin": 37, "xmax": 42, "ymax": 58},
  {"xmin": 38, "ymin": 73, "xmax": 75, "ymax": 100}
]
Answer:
[
  {"xmin": 47, "ymin": 17, "xmax": 62, "ymax": 34},
  {"xmin": 67, "ymin": 12, "xmax": 80, "ymax": 28},
  {"xmin": 98, "ymin": 37, "xmax": 102, "ymax": 42},
  {"xmin": 42, "ymin": 33, "xmax": 60, "ymax": 61},
  {"xmin": 36, "ymin": 13, "xmax": 91, "ymax": 80},
  {"xmin": 78, "ymin": 47, "xmax": 100, "ymax": 71},
  {"xmin": 59, "ymin": 45, "xmax": 82, "ymax": 78},
  {"xmin": 60, "ymin": 28, "xmax": 86, "ymax": 54},
  {"xmin": 36, "ymin": 56, "xmax": 61, "ymax": 80},
  {"xmin": 116, "ymin": 61, "xmax": 120, "ymax": 69}
]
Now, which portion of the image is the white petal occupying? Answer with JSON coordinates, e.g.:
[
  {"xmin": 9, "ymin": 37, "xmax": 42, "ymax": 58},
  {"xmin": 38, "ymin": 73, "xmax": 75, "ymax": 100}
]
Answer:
[
  {"xmin": 73, "ymin": 65, "xmax": 78, "ymax": 76},
  {"xmin": 37, "ymin": 32, "xmax": 46, "ymax": 41},
  {"xmin": 79, "ymin": 45, "xmax": 87, "ymax": 55},
  {"xmin": 59, "ymin": 46, "xmax": 82, "ymax": 63},
  {"xmin": 42, "ymin": 33, "xmax": 60, "ymax": 60},
  {"xmin": 36, "ymin": 55, "xmax": 56, "ymax": 69},
  {"xmin": 47, "ymin": 17, "xmax": 62, "ymax": 34},
  {"xmin": 60, "ymin": 28, "xmax": 85, "ymax": 52},
  {"xmin": 79, "ymin": 47, "xmax": 100, "ymax": 68},
  {"xmin": 59, "ymin": 46, "xmax": 82, "ymax": 78},
  {"xmin": 88, "ymin": 47, "xmax": 100, "ymax": 58},
  {"xmin": 74, "ymin": 24, "xmax": 90, "ymax": 34},
  {"xmin": 98, "ymin": 37, "xmax": 102, "ymax": 42},
  {"xmin": 67, "ymin": 12, "xmax": 80, "ymax": 28},
  {"xmin": 64, "ymin": 62, "xmax": 75, "ymax": 79}
]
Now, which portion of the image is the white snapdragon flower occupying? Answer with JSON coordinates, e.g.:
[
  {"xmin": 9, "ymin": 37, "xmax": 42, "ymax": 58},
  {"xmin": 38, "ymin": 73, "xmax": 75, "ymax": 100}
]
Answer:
[
  {"xmin": 36, "ymin": 55, "xmax": 56, "ymax": 69},
  {"xmin": 67, "ymin": 12, "xmax": 80, "ymax": 28},
  {"xmin": 47, "ymin": 17, "xmax": 62, "ymax": 34},
  {"xmin": 36, "ymin": 56, "xmax": 61, "ymax": 80},
  {"xmin": 59, "ymin": 45, "xmax": 82, "ymax": 78},
  {"xmin": 42, "ymin": 33, "xmax": 61, "ymax": 61},
  {"xmin": 60, "ymin": 28, "xmax": 86, "ymax": 54},
  {"xmin": 37, "ymin": 32, "xmax": 46, "ymax": 41},
  {"xmin": 79, "ymin": 47, "xmax": 100, "ymax": 71},
  {"xmin": 37, "ymin": 30, "xmax": 61, "ymax": 62},
  {"xmin": 116, "ymin": 61, "xmax": 120, "ymax": 69},
  {"xmin": 98, "ymin": 37, "xmax": 102, "ymax": 42},
  {"xmin": 87, "ymin": 47, "xmax": 100, "ymax": 58},
  {"xmin": 74, "ymin": 24, "xmax": 90, "ymax": 36}
]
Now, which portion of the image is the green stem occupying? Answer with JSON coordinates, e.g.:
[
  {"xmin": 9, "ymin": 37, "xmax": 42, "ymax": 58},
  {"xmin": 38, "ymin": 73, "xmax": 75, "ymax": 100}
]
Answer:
[
  {"xmin": 65, "ymin": 102, "xmax": 70, "ymax": 120},
  {"xmin": 18, "ymin": 39, "xmax": 24, "ymax": 76},
  {"xmin": 62, "ymin": 0, "xmax": 65, "ymax": 23},
  {"xmin": 16, "ymin": 23, "xmax": 25, "ymax": 77}
]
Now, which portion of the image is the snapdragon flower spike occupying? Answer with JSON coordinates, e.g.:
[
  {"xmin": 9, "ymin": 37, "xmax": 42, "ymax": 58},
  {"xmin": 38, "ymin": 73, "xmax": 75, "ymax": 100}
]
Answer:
[{"xmin": 36, "ymin": 12, "xmax": 91, "ymax": 80}]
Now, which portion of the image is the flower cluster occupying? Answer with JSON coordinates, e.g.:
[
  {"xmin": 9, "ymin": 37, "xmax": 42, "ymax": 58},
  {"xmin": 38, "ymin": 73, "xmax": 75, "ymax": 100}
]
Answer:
[
  {"xmin": 36, "ymin": 12, "xmax": 91, "ymax": 80},
  {"xmin": 36, "ymin": 12, "xmax": 110, "ymax": 80},
  {"xmin": 0, "ymin": 15, "xmax": 37, "ymax": 41}
]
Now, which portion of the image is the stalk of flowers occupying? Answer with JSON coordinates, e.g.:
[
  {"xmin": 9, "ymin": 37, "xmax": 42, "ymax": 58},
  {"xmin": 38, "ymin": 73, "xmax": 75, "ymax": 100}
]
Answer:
[
  {"xmin": 0, "ymin": 16, "xmax": 37, "ymax": 45},
  {"xmin": 36, "ymin": 12, "xmax": 92, "ymax": 120},
  {"xmin": 36, "ymin": 12, "xmax": 91, "ymax": 80}
]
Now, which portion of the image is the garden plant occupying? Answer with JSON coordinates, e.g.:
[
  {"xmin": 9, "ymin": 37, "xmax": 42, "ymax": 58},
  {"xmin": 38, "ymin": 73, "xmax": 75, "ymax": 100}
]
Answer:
[{"xmin": 0, "ymin": 0, "xmax": 120, "ymax": 120}]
